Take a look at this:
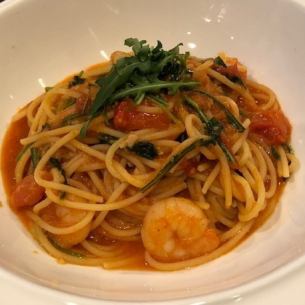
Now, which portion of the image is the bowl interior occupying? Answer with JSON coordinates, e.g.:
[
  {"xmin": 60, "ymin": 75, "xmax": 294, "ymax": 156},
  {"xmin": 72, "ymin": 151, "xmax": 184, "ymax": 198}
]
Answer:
[{"xmin": 0, "ymin": 0, "xmax": 305, "ymax": 302}]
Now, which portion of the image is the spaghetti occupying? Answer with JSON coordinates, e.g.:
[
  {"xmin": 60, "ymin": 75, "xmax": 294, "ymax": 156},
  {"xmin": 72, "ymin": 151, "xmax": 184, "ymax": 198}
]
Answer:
[{"xmin": 1, "ymin": 39, "xmax": 299, "ymax": 271}]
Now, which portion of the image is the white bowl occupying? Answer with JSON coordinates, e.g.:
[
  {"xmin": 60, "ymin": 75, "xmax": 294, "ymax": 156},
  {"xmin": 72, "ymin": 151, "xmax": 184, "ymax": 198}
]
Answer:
[{"xmin": 0, "ymin": 0, "xmax": 305, "ymax": 304}]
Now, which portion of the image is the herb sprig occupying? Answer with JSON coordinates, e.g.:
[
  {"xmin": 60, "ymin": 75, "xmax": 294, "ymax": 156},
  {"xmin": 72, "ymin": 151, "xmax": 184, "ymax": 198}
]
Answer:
[
  {"xmin": 30, "ymin": 147, "xmax": 41, "ymax": 168},
  {"xmin": 80, "ymin": 38, "xmax": 198, "ymax": 136},
  {"xmin": 193, "ymin": 90, "xmax": 245, "ymax": 132},
  {"xmin": 129, "ymin": 141, "xmax": 158, "ymax": 160},
  {"xmin": 49, "ymin": 157, "xmax": 67, "ymax": 184},
  {"xmin": 213, "ymin": 56, "xmax": 245, "ymax": 87},
  {"xmin": 183, "ymin": 95, "xmax": 235, "ymax": 162},
  {"xmin": 140, "ymin": 138, "xmax": 214, "ymax": 192}
]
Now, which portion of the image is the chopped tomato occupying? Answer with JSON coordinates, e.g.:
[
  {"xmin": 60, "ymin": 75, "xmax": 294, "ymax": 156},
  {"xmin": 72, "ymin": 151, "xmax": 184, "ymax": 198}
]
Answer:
[
  {"xmin": 113, "ymin": 100, "xmax": 170, "ymax": 131},
  {"xmin": 10, "ymin": 175, "xmax": 45, "ymax": 209},
  {"xmin": 249, "ymin": 110, "xmax": 291, "ymax": 145}
]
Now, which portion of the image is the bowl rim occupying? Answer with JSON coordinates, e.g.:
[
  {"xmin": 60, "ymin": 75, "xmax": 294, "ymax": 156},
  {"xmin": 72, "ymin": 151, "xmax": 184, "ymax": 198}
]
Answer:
[{"xmin": 1, "ymin": 251, "xmax": 305, "ymax": 304}]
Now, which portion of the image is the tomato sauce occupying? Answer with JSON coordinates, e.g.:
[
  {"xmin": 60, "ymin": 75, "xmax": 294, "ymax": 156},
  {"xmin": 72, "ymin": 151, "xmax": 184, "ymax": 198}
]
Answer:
[
  {"xmin": 0, "ymin": 107, "xmax": 288, "ymax": 271},
  {"xmin": 1, "ymin": 117, "xmax": 29, "ymax": 195}
]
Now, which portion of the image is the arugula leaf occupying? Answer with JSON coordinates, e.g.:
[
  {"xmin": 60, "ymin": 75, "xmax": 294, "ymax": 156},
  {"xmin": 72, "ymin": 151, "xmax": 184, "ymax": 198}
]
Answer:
[
  {"xmin": 193, "ymin": 90, "xmax": 245, "ymax": 132},
  {"xmin": 68, "ymin": 71, "xmax": 85, "ymax": 88},
  {"xmin": 183, "ymin": 95, "xmax": 235, "ymax": 162},
  {"xmin": 48, "ymin": 236, "xmax": 85, "ymax": 258},
  {"xmin": 282, "ymin": 143, "xmax": 294, "ymax": 154},
  {"xmin": 147, "ymin": 94, "xmax": 179, "ymax": 123},
  {"xmin": 214, "ymin": 56, "xmax": 226, "ymax": 67},
  {"xmin": 79, "ymin": 39, "xmax": 199, "ymax": 137},
  {"xmin": 271, "ymin": 146, "xmax": 280, "ymax": 160},
  {"xmin": 16, "ymin": 144, "xmax": 32, "ymax": 161},
  {"xmin": 80, "ymin": 119, "xmax": 92, "ymax": 138},
  {"xmin": 45, "ymin": 86, "xmax": 53, "ymax": 92},
  {"xmin": 134, "ymin": 92, "xmax": 146, "ymax": 105},
  {"xmin": 125, "ymin": 38, "xmax": 150, "ymax": 61},
  {"xmin": 110, "ymin": 81, "xmax": 198, "ymax": 102},
  {"xmin": 229, "ymin": 75, "xmax": 246, "ymax": 88},
  {"xmin": 30, "ymin": 147, "xmax": 41, "ymax": 168},
  {"xmin": 98, "ymin": 133, "xmax": 118, "ymax": 145},
  {"xmin": 49, "ymin": 157, "xmax": 67, "ymax": 184},
  {"xmin": 213, "ymin": 58, "xmax": 246, "ymax": 88},
  {"xmin": 92, "ymin": 59, "xmax": 148, "ymax": 114},
  {"xmin": 140, "ymin": 138, "xmax": 214, "ymax": 192},
  {"xmin": 129, "ymin": 141, "xmax": 158, "ymax": 160},
  {"xmin": 176, "ymin": 131, "xmax": 188, "ymax": 143},
  {"xmin": 90, "ymin": 38, "xmax": 196, "ymax": 115}
]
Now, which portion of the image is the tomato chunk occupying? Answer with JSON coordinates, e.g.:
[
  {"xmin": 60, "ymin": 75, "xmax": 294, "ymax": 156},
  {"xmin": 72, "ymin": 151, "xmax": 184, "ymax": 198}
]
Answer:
[
  {"xmin": 249, "ymin": 110, "xmax": 291, "ymax": 145},
  {"xmin": 10, "ymin": 175, "xmax": 45, "ymax": 209},
  {"xmin": 113, "ymin": 100, "xmax": 170, "ymax": 131}
]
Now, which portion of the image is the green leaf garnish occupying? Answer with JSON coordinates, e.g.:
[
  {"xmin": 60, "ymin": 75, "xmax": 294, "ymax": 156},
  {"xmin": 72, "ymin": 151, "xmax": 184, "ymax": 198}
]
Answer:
[
  {"xmin": 30, "ymin": 147, "xmax": 41, "ymax": 168},
  {"xmin": 49, "ymin": 157, "xmax": 67, "ymax": 184},
  {"xmin": 282, "ymin": 143, "xmax": 294, "ymax": 154},
  {"xmin": 271, "ymin": 147, "xmax": 281, "ymax": 160},
  {"xmin": 183, "ymin": 95, "xmax": 235, "ymax": 162},
  {"xmin": 193, "ymin": 90, "xmax": 245, "ymax": 132},
  {"xmin": 45, "ymin": 86, "xmax": 53, "ymax": 92},
  {"xmin": 176, "ymin": 131, "xmax": 188, "ymax": 143},
  {"xmin": 229, "ymin": 75, "xmax": 246, "ymax": 88},
  {"xmin": 140, "ymin": 138, "xmax": 214, "ymax": 192},
  {"xmin": 16, "ymin": 144, "xmax": 32, "ymax": 161},
  {"xmin": 48, "ymin": 236, "xmax": 85, "ymax": 258},
  {"xmin": 79, "ymin": 118, "xmax": 93, "ymax": 138},
  {"xmin": 147, "ymin": 94, "xmax": 179, "ymax": 123},
  {"xmin": 214, "ymin": 56, "xmax": 226, "ymax": 67},
  {"xmin": 89, "ymin": 38, "xmax": 196, "ymax": 115},
  {"xmin": 109, "ymin": 81, "xmax": 198, "ymax": 103},
  {"xmin": 68, "ymin": 71, "xmax": 85, "ymax": 88},
  {"xmin": 129, "ymin": 141, "xmax": 158, "ymax": 160}
]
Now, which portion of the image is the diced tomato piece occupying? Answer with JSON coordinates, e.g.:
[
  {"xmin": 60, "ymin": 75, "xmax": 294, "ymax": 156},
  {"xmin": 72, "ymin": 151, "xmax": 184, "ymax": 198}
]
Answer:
[
  {"xmin": 249, "ymin": 110, "xmax": 291, "ymax": 145},
  {"xmin": 10, "ymin": 175, "xmax": 45, "ymax": 209},
  {"xmin": 113, "ymin": 100, "xmax": 170, "ymax": 131}
]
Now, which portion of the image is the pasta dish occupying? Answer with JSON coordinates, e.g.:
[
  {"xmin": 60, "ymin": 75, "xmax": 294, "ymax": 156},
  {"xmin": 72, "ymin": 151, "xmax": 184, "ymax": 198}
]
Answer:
[{"xmin": 1, "ymin": 39, "xmax": 298, "ymax": 271}]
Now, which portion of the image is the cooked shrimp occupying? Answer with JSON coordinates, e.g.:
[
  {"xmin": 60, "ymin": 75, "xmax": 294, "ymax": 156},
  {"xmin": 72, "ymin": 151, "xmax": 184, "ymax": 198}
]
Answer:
[
  {"xmin": 41, "ymin": 201, "xmax": 90, "ymax": 248},
  {"xmin": 141, "ymin": 197, "xmax": 220, "ymax": 262}
]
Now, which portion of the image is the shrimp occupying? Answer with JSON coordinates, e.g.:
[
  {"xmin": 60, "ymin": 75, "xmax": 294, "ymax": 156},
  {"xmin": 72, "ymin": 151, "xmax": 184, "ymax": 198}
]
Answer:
[
  {"xmin": 41, "ymin": 201, "xmax": 90, "ymax": 248},
  {"xmin": 141, "ymin": 197, "xmax": 220, "ymax": 262}
]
